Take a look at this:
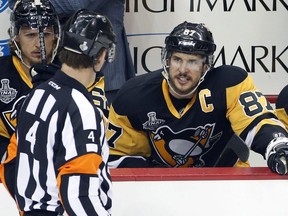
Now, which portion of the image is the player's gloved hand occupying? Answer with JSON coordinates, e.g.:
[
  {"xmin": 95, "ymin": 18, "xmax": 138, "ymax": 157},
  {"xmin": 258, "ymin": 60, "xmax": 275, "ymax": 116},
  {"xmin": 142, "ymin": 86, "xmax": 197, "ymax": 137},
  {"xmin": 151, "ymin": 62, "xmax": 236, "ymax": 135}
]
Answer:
[
  {"xmin": 29, "ymin": 63, "xmax": 60, "ymax": 87},
  {"xmin": 266, "ymin": 137, "xmax": 288, "ymax": 175}
]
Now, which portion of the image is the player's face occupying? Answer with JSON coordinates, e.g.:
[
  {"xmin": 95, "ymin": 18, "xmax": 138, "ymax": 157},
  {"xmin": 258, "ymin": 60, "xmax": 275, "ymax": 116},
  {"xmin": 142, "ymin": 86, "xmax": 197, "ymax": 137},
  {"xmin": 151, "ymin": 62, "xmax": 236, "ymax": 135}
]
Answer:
[
  {"xmin": 168, "ymin": 52, "xmax": 207, "ymax": 96},
  {"xmin": 16, "ymin": 26, "xmax": 56, "ymax": 66}
]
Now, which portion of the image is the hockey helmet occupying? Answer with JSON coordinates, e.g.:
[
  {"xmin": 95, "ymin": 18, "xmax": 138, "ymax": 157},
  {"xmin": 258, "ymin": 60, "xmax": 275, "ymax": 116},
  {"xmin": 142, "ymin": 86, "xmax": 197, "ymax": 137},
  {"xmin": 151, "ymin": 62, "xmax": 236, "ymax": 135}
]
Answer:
[
  {"xmin": 9, "ymin": 0, "xmax": 60, "ymax": 37},
  {"xmin": 61, "ymin": 9, "xmax": 116, "ymax": 62},
  {"xmin": 165, "ymin": 21, "xmax": 216, "ymax": 56}
]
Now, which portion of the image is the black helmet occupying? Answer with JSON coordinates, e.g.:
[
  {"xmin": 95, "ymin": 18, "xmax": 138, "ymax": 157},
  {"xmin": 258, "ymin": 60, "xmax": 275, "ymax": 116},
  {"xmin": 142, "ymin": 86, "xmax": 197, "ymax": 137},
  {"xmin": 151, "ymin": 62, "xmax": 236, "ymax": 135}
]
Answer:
[
  {"xmin": 61, "ymin": 9, "xmax": 116, "ymax": 62},
  {"xmin": 164, "ymin": 21, "xmax": 216, "ymax": 57},
  {"xmin": 9, "ymin": 0, "xmax": 60, "ymax": 37}
]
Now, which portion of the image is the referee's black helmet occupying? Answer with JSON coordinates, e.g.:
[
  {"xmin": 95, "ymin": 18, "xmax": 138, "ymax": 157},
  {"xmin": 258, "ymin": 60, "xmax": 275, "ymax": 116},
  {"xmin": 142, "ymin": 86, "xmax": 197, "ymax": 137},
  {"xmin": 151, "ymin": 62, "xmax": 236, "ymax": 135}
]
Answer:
[{"xmin": 60, "ymin": 9, "xmax": 116, "ymax": 62}]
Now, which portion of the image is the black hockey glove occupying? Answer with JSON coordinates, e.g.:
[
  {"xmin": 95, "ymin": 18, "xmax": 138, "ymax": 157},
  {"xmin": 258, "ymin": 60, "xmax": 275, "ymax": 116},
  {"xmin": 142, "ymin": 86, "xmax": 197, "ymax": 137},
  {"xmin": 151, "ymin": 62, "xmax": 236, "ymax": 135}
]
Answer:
[
  {"xmin": 29, "ymin": 63, "xmax": 60, "ymax": 87},
  {"xmin": 266, "ymin": 137, "xmax": 288, "ymax": 175}
]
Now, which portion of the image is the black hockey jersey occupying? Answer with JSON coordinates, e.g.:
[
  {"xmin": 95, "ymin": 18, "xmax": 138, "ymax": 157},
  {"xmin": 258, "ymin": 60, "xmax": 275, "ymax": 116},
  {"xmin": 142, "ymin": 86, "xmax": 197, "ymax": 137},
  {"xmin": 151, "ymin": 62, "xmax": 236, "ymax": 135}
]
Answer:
[
  {"xmin": 276, "ymin": 84, "xmax": 288, "ymax": 129},
  {"xmin": 0, "ymin": 56, "xmax": 32, "ymax": 161},
  {"xmin": 88, "ymin": 74, "xmax": 109, "ymax": 117},
  {"xmin": 108, "ymin": 65, "xmax": 288, "ymax": 167}
]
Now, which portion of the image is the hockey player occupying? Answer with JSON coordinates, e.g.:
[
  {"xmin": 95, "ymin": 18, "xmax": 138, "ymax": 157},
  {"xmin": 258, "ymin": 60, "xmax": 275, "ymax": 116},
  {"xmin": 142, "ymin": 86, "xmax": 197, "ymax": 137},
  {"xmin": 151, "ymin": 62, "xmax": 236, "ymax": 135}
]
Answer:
[
  {"xmin": 14, "ymin": 9, "xmax": 115, "ymax": 215},
  {"xmin": 7, "ymin": 0, "xmax": 111, "ymax": 115},
  {"xmin": 276, "ymin": 85, "xmax": 288, "ymax": 129},
  {"xmin": 107, "ymin": 21, "xmax": 288, "ymax": 175},
  {"xmin": 0, "ymin": 0, "xmax": 61, "ymax": 202}
]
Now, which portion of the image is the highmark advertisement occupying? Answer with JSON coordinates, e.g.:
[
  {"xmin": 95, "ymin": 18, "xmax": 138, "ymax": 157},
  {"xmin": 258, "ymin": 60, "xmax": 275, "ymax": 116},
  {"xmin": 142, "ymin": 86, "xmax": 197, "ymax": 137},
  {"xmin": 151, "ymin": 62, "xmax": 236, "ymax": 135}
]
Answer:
[
  {"xmin": 0, "ymin": 0, "xmax": 287, "ymax": 95},
  {"xmin": 124, "ymin": 0, "xmax": 288, "ymax": 95}
]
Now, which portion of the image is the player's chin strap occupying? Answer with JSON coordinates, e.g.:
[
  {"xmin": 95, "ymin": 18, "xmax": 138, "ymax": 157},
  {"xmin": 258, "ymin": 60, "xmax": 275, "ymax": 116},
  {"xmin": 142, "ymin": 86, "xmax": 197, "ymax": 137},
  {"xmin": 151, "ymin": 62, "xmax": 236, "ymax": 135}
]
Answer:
[
  {"xmin": 13, "ymin": 41, "xmax": 31, "ymax": 69},
  {"xmin": 161, "ymin": 64, "xmax": 211, "ymax": 99}
]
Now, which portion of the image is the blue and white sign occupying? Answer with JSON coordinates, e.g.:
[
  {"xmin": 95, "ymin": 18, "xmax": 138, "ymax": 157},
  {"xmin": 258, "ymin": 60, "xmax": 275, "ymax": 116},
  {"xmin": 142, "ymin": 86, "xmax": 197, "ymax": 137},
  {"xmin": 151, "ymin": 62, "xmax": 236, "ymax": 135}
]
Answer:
[
  {"xmin": 0, "ymin": 39, "xmax": 9, "ymax": 57},
  {"xmin": 0, "ymin": 0, "xmax": 10, "ymax": 56}
]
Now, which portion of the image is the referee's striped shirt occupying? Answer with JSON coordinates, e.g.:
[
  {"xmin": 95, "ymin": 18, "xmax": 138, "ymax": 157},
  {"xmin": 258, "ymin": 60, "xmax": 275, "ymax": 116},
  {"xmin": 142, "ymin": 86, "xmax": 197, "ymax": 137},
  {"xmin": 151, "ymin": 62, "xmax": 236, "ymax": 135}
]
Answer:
[{"xmin": 15, "ymin": 70, "xmax": 112, "ymax": 216}]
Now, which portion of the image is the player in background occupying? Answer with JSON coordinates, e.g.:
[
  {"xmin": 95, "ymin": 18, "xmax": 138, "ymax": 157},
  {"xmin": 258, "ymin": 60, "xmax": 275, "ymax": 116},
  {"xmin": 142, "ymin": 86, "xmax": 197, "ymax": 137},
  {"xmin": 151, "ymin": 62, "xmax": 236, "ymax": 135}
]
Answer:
[
  {"xmin": 9, "ymin": 0, "xmax": 136, "ymax": 106},
  {"xmin": 7, "ymin": 0, "xmax": 112, "ymax": 115},
  {"xmin": 276, "ymin": 84, "xmax": 288, "ymax": 129},
  {"xmin": 15, "ymin": 9, "xmax": 115, "ymax": 215},
  {"xmin": 107, "ymin": 21, "xmax": 288, "ymax": 176},
  {"xmin": 0, "ymin": 0, "xmax": 60, "ymax": 205}
]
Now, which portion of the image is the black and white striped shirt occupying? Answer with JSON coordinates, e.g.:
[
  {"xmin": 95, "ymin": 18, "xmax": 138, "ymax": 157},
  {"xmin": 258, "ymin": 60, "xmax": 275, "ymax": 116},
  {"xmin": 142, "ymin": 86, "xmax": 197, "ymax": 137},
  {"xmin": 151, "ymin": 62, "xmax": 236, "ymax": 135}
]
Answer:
[{"xmin": 15, "ymin": 70, "xmax": 112, "ymax": 216}]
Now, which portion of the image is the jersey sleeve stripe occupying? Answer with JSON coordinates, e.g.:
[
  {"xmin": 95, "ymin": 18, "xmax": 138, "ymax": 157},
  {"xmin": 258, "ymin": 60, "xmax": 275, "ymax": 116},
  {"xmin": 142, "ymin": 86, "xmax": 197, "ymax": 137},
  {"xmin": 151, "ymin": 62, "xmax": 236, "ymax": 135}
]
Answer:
[
  {"xmin": 66, "ymin": 176, "xmax": 87, "ymax": 215},
  {"xmin": 62, "ymin": 113, "xmax": 77, "ymax": 161},
  {"xmin": 72, "ymin": 89, "xmax": 97, "ymax": 130},
  {"xmin": 26, "ymin": 89, "xmax": 45, "ymax": 115},
  {"xmin": 86, "ymin": 143, "xmax": 98, "ymax": 153},
  {"xmin": 40, "ymin": 94, "xmax": 56, "ymax": 121},
  {"xmin": 16, "ymin": 153, "xmax": 33, "ymax": 211}
]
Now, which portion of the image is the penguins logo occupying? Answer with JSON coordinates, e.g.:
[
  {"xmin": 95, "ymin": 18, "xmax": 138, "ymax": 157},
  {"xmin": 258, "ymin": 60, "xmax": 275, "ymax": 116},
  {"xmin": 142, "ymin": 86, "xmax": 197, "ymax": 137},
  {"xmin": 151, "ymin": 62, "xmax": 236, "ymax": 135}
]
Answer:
[{"xmin": 149, "ymin": 124, "xmax": 221, "ymax": 167}]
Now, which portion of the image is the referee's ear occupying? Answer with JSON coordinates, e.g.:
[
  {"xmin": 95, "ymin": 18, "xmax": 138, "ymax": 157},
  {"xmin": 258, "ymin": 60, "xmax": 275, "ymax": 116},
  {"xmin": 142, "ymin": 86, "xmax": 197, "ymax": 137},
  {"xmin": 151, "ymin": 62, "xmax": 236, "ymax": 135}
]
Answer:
[{"xmin": 93, "ymin": 49, "xmax": 107, "ymax": 72}]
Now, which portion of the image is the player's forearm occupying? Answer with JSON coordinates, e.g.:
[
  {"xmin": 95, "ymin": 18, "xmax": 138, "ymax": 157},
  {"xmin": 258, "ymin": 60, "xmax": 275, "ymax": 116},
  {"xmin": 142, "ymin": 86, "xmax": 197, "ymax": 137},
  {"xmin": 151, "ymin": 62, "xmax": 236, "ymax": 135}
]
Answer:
[
  {"xmin": 250, "ymin": 123, "xmax": 288, "ymax": 157},
  {"xmin": 276, "ymin": 109, "xmax": 288, "ymax": 129}
]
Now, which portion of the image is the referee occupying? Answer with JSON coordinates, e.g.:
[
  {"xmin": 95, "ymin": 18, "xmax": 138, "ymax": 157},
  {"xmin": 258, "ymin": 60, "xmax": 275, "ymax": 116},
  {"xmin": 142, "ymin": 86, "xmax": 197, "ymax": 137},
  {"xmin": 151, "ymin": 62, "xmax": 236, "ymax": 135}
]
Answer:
[{"xmin": 15, "ymin": 9, "xmax": 116, "ymax": 216}]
